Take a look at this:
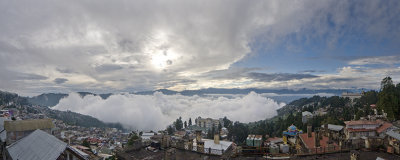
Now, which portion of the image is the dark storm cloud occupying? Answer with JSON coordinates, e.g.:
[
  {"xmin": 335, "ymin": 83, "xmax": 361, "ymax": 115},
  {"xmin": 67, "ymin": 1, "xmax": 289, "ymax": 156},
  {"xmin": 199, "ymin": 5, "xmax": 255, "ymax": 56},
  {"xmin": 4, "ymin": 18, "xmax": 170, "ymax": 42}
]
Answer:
[{"xmin": 53, "ymin": 78, "xmax": 68, "ymax": 84}]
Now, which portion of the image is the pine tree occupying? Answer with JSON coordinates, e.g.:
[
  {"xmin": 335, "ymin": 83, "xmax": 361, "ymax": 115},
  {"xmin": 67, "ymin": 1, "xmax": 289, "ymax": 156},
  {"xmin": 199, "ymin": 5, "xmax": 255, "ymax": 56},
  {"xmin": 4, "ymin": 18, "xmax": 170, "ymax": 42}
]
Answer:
[
  {"xmin": 188, "ymin": 118, "xmax": 192, "ymax": 126},
  {"xmin": 378, "ymin": 77, "xmax": 399, "ymax": 121}
]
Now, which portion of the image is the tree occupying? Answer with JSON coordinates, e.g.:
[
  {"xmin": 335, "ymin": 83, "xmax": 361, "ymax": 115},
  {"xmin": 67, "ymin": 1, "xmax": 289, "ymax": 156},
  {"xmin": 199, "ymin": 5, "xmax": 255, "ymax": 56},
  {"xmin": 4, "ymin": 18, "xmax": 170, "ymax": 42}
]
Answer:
[
  {"xmin": 174, "ymin": 117, "xmax": 183, "ymax": 130},
  {"xmin": 184, "ymin": 121, "xmax": 187, "ymax": 128},
  {"xmin": 82, "ymin": 139, "xmax": 90, "ymax": 148},
  {"xmin": 381, "ymin": 77, "xmax": 393, "ymax": 90},
  {"xmin": 378, "ymin": 77, "xmax": 399, "ymax": 121},
  {"xmin": 188, "ymin": 118, "xmax": 192, "ymax": 126},
  {"xmin": 228, "ymin": 122, "xmax": 249, "ymax": 144},
  {"xmin": 167, "ymin": 125, "xmax": 174, "ymax": 135},
  {"xmin": 222, "ymin": 116, "xmax": 232, "ymax": 128},
  {"xmin": 127, "ymin": 133, "xmax": 139, "ymax": 146}
]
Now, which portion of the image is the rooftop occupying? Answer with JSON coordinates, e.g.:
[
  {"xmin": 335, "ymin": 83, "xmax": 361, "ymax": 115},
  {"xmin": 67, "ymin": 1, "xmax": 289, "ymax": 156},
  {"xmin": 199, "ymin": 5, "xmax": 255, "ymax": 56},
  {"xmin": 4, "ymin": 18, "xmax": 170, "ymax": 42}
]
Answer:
[
  {"xmin": 4, "ymin": 118, "xmax": 54, "ymax": 132},
  {"xmin": 299, "ymin": 132, "xmax": 339, "ymax": 150},
  {"xmin": 377, "ymin": 123, "xmax": 393, "ymax": 133},
  {"xmin": 7, "ymin": 129, "xmax": 67, "ymax": 160},
  {"xmin": 321, "ymin": 124, "xmax": 344, "ymax": 132},
  {"xmin": 386, "ymin": 130, "xmax": 400, "ymax": 141},
  {"xmin": 344, "ymin": 120, "xmax": 382, "ymax": 126},
  {"xmin": 193, "ymin": 139, "xmax": 232, "ymax": 151}
]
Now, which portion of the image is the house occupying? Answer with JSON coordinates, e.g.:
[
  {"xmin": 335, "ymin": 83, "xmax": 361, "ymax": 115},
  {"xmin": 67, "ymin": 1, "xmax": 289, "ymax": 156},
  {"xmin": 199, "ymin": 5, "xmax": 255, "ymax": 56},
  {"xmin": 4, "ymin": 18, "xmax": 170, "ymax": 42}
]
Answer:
[
  {"xmin": 344, "ymin": 120, "xmax": 393, "ymax": 139},
  {"xmin": 4, "ymin": 118, "xmax": 54, "ymax": 144},
  {"xmin": 302, "ymin": 111, "xmax": 313, "ymax": 123},
  {"xmin": 5, "ymin": 129, "xmax": 87, "ymax": 160}
]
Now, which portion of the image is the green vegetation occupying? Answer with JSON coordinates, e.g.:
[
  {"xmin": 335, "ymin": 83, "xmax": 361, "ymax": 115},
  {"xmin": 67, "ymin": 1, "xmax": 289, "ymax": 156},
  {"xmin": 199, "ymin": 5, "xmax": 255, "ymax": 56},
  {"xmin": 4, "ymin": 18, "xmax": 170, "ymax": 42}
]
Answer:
[
  {"xmin": 82, "ymin": 139, "xmax": 91, "ymax": 148},
  {"xmin": 377, "ymin": 77, "xmax": 400, "ymax": 121},
  {"xmin": 127, "ymin": 133, "xmax": 140, "ymax": 146},
  {"xmin": 174, "ymin": 117, "xmax": 183, "ymax": 130},
  {"xmin": 226, "ymin": 77, "xmax": 400, "ymax": 144}
]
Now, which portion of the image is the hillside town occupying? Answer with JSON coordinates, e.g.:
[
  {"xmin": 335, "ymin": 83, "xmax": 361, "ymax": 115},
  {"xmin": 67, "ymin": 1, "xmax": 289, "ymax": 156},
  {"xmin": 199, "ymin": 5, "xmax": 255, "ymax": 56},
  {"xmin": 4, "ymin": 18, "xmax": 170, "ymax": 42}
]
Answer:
[{"xmin": 1, "ymin": 96, "xmax": 400, "ymax": 160}]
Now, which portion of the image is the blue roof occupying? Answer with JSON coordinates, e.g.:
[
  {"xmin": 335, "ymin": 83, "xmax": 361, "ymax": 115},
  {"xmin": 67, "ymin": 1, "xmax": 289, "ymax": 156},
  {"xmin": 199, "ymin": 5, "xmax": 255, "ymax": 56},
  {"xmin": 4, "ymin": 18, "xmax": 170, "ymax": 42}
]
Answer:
[{"xmin": 288, "ymin": 125, "xmax": 297, "ymax": 131}]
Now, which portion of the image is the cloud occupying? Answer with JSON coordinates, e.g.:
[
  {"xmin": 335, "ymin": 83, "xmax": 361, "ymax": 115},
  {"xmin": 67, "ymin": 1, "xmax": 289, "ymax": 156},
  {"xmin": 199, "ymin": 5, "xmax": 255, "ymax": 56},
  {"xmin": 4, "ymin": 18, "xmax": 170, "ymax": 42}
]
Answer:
[
  {"xmin": 15, "ymin": 73, "xmax": 48, "ymax": 80},
  {"xmin": 53, "ymin": 92, "xmax": 285, "ymax": 131},
  {"xmin": 0, "ymin": 0, "xmax": 399, "ymax": 95},
  {"xmin": 95, "ymin": 64, "xmax": 123, "ymax": 73},
  {"xmin": 349, "ymin": 55, "xmax": 400, "ymax": 65},
  {"xmin": 247, "ymin": 73, "xmax": 318, "ymax": 82},
  {"xmin": 53, "ymin": 78, "xmax": 68, "ymax": 84}
]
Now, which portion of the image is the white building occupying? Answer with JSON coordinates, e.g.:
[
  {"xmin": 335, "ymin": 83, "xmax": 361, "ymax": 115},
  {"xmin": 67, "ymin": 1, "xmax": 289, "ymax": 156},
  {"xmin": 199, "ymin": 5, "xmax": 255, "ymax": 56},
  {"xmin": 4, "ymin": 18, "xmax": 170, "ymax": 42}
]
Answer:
[
  {"xmin": 341, "ymin": 92, "xmax": 362, "ymax": 102},
  {"xmin": 302, "ymin": 111, "xmax": 313, "ymax": 124},
  {"xmin": 141, "ymin": 132, "xmax": 156, "ymax": 142}
]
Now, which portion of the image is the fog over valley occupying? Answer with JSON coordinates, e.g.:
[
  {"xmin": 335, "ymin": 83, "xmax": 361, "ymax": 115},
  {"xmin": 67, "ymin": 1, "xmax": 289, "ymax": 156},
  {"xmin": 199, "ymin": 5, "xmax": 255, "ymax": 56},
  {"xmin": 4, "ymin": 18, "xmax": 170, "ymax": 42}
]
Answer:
[{"xmin": 53, "ymin": 92, "xmax": 285, "ymax": 131}]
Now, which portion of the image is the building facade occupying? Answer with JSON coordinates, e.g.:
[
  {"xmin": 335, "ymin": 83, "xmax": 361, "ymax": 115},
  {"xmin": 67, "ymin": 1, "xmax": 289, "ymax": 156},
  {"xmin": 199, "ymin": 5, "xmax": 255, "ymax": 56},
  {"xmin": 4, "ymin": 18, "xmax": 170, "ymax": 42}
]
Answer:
[
  {"xmin": 195, "ymin": 117, "xmax": 221, "ymax": 131},
  {"xmin": 344, "ymin": 120, "xmax": 392, "ymax": 139}
]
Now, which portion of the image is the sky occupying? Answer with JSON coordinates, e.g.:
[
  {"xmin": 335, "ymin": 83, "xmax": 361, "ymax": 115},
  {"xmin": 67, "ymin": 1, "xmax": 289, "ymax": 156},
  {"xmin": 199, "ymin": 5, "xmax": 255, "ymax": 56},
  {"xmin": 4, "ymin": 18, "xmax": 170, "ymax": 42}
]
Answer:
[{"xmin": 1, "ymin": 0, "xmax": 400, "ymax": 96}]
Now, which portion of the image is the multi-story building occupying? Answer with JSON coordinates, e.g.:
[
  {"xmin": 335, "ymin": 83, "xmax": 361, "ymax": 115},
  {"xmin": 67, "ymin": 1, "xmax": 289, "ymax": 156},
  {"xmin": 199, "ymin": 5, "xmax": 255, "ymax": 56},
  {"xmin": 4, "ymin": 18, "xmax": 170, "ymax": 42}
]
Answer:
[
  {"xmin": 344, "ymin": 120, "xmax": 393, "ymax": 139},
  {"xmin": 195, "ymin": 117, "xmax": 222, "ymax": 131}
]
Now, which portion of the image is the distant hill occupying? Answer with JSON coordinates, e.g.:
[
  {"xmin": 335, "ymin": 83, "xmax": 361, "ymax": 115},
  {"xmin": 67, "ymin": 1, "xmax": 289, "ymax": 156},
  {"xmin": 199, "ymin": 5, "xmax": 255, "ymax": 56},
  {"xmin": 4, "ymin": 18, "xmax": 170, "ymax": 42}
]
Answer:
[
  {"xmin": 28, "ymin": 92, "xmax": 112, "ymax": 107},
  {"xmin": 0, "ymin": 90, "xmax": 124, "ymax": 130},
  {"xmin": 136, "ymin": 88, "xmax": 359, "ymax": 96},
  {"xmin": 27, "ymin": 93, "xmax": 68, "ymax": 107}
]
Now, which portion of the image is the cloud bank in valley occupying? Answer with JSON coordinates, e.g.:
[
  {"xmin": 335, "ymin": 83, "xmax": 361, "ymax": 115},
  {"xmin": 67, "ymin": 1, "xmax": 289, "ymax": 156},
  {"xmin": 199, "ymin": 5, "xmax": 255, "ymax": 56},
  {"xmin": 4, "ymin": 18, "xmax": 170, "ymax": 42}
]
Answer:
[{"xmin": 53, "ymin": 92, "xmax": 285, "ymax": 131}]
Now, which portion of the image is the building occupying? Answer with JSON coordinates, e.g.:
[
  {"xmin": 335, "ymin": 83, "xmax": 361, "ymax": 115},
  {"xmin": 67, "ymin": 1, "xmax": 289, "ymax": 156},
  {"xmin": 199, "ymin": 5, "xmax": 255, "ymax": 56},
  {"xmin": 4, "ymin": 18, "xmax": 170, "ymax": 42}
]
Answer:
[
  {"xmin": 246, "ymin": 135, "xmax": 262, "ymax": 147},
  {"xmin": 341, "ymin": 92, "xmax": 362, "ymax": 102},
  {"xmin": 282, "ymin": 125, "xmax": 302, "ymax": 145},
  {"xmin": 191, "ymin": 131, "xmax": 233, "ymax": 155},
  {"xmin": 142, "ymin": 132, "xmax": 156, "ymax": 142},
  {"xmin": 344, "ymin": 120, "xmax": 393, "ymax": 139},
  {"xmin": 4, "ymin": 118, "xmax": 54, "ymax": 144},
  {"xmin": 195, "ymin": 117, "xmax": 221, "ymax": 131},
  {"xmin": 298, "ymin": 127, "xmax": 339, "ymax": 154},
  {"xmin": 5, "ymin": 129, "xmax": 87, "ymax": 160},
  {"xmin": 386, "ymin": 130, "xmax": 400, "ymax": 154},
  {"xmin": 321, "ymin": 124, "xmax": 344, "ymax": 140},
  {"xmin": 302, "ymin": 111, "xmax": 313, "ymax": 124}
]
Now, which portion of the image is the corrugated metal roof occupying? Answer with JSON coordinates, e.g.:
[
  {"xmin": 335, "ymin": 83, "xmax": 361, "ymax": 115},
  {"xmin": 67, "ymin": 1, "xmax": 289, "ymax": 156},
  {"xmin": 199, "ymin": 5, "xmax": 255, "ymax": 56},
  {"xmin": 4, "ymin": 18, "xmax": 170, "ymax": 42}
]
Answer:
[
  {"xmin": 386, "ymin": 130, "xmax": 400, "ymax": 141},
  {"xmin": 321, "ymin": 124, "xmax": 344, "ymax": 132},
  {"xmin": 4, "ymin": 119, "xmax": 54, "ymax": 132},
  {"xmin": 7, "ymin": 129, "xmax": 67, "ymax": 160}
]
